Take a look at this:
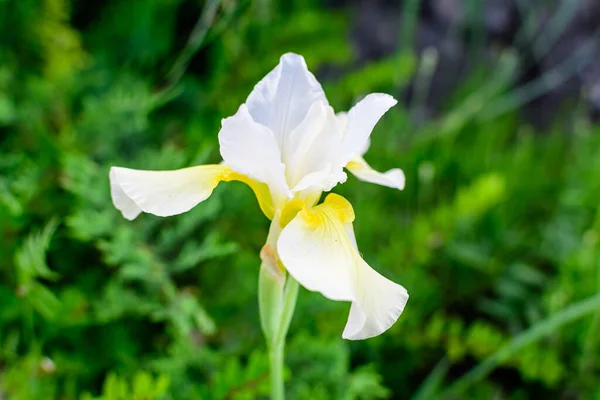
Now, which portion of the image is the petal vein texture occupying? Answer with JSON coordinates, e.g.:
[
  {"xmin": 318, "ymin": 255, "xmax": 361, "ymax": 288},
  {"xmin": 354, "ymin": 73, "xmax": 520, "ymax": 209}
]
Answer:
[{"xmin": 278, "ymin": 193, "xmax": 408, "ymax": 340}]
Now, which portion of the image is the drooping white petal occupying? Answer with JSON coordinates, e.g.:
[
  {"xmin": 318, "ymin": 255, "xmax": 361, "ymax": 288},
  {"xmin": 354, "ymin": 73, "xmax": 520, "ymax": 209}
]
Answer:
[
  {"xmin": 110, "ymin": 165, "xmax": 232, "ymax": 220},
  {"xmin": 110, "ymin": 177, "xmax": 142, "ymax": 220},
  {"xmin": 245, "ymin": 53, "xmax": 327, "ymax": 148},
  {"xmin": 277, "ymin": 200, "xmax": 354, "ymax": 302},
  {"xmin": 278, "ymin": 193, "xmax": 408, "ymax": 340},
  {"xmin": 346, "ymin": 156, "xmax": 405, "ymax": 190},
  {"xmin": 339, "ymin": 94, "xmax": 398, "ymax": 165},
  {"xmin": 341, "ymin": 262, "xmax": 409, "ymax": 340},
  {"xmin": 218, "ymin": 104, "xmax": 290, "ymax": 203}
]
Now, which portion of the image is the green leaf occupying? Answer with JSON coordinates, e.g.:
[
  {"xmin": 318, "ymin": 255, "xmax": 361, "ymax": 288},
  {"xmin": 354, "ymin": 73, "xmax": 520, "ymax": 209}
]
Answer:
[{"xmin": 14, "ymin": 218, "xmax": 59, "ymax": 285}]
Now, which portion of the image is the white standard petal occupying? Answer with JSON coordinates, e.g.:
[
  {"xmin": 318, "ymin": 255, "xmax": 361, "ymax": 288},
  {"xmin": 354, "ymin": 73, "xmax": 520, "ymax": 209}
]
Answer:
[
  {"xmin": 245, "ymin": 53, "xmax": 327, "ymax": 148},
  {"xmin": 291, "ymin": 166, "xmax": 347, "ymax": 194},
  {"xmin": 339, "ymin": 93, "xmax": 398, "ymax": 165},
  {"xmin": 284, "ymin": 101, "xmax": 348, "ymax": 194},
  {"xmin": 218, "ymin": 104, "xmax": 290, "ymax": 204},
  {"xmin": 281, "ymin": 100, "xmax": 330, "ymax": 185},
  {"xmin": 346, "ymin": 156, "xmax": 405, "ymax": 190},
  {"xmin": 278, "ymin": 193, "xmax": 408, "ymax": 340},
  {"xmin": 109, "ymin": 164, "xmax": 232, "ymax": 220}
]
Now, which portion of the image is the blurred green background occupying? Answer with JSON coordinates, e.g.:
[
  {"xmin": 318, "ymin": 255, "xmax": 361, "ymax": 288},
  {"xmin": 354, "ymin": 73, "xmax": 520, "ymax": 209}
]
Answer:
[{"xmin": 2, "ymin": 0, "xmax": 600, "ymax": 398}]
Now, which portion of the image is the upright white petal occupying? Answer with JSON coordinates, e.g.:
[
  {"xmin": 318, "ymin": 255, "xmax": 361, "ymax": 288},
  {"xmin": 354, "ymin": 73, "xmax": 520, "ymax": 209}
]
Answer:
[
  {"xmin": 281, "ymin": 100, "xmax": 330, "ymax": 185},
  {"xmin": 245, "ymin": 53, "xmax": 327, "ymax": 148},
  {"xmin": 110, "ymin": 165, "xmax": 232, "ymax": 220},
  {"xmin": 339, "ymin": 94, "xmax": 398, "ymax": 165},
  {"xmin": 346, "ymin": 156, "xmax": 405, "ymax": 190},
  {"xmin": 278, "ymin": 194, "xmax": 408, "ymax": 340},
  {"xmin": 219, "ymin": 54, "xmax": 398, "ymax": 200},
  {"xmin": 283, "ymin": 101, "xmax": 348, "ymax": 194},
  {"xmin": 218, "ymin": 104, "xmax": 290, "ymax": 203}
]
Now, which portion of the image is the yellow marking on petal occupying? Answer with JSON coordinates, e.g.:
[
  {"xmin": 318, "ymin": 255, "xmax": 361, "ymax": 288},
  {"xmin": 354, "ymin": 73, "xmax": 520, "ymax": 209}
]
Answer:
[
  {"xmin": 346, "ymin": 156, "xmax": 405, "ymax": 191},
  {"xmin": 280, "ymin": 199, "xmax": 305, "ymax": 228},
  {"xmin": 299, "ymin": 193, "xmax": 355, "ymax": 228},
  {"xmin": 321, "ymin": 193, "xmax": 355, "ymax": 224},
  {"xmin": 299, "ymin": 207, "xmax": 325, "ymax": 229},
  {"xmin": 225, "ymin": 172, "xmax": 276, "ymax": 220},
  {"xmin": 277, "ymin": 190, "xmax": 408, "ymax": 340},
  {"xmin": 303, "ymin": 191, "xmax": 322, "ymax": 208},
  {"xmin": 345, "ymin": 160, "xmax": 362, "ymax": 170}
]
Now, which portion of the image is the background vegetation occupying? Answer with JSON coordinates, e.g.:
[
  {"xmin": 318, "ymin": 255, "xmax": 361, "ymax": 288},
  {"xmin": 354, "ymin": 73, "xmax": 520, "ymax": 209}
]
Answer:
[{"xmin": 1, "ymin": 0, "xmax": 600, "ymax": 398}]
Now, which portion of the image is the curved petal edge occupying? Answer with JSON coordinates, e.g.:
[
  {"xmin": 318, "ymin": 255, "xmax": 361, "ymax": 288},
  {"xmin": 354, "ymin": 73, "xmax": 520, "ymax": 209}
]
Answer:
[
  {"xmin": 346, "ymin": 156, "xmax": 405, "ymax": 190},
  {"xmin": 245, "ymin": 53, "xmax": 327, "ymax": 145},
  {"xmin": 342, "ymin": 265, "xmax": 408, "ymax": 340},
  {"xmin": 109, "ymin": 165, "xmax": 233, "ymax": 219},
  {"xmin": 340, "ymin": 93, "xmax": 398, "ymax": 165},
  {"xmin": 218, "ymin": 104, "xmax": 290, "ymax": 205},
  {"xmin": 278, "ymin": 193, "xmax": 408, "ymax": 340}
]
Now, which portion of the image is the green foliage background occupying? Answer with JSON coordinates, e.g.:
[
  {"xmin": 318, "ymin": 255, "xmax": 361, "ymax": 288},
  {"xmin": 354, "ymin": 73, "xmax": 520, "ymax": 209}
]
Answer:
[{"xmin": 1, "ymin": 0, "xmax": 600, "ymax": 399}]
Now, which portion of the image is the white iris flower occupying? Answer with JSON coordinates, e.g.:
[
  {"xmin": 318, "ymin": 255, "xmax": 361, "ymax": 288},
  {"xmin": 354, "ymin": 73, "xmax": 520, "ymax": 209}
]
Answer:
[{"xmin": 110, "ymin": 53, "xmax": 408, "ymax": 340}]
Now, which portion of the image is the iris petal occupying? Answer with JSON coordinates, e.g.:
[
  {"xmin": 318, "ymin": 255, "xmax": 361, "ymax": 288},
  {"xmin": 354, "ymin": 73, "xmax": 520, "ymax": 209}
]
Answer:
[
  {"xmin": 110, "ymin": 165, "xmax": 275, "ymax": 220},
  {"xmin": 110, "ymin": 165, "xmax": 233, "ymax": 220},
  {"xmin": 278, "ymin": 193, "xmax": 408, "ymax": 340},
  {"xmin": 340, "ymin": 93, "xmax": 398, "ymax": 165},
  {"xmin": 245, "ymin": 53, "xmax": 327, "ymax": 148},
  {"xmin": 219, "ymin": 104, "xmax": 290, "ymax": 205},
  {"xmin": 346, "ymin": 156, "xmax": 405, "ymax": 190}
]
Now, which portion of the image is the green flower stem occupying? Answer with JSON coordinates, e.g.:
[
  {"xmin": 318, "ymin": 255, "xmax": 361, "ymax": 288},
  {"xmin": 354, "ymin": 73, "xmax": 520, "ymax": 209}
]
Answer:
[
  {"xmin": 259, "ymin": 214, "xmax": 300, "ymax": 399},
  {"xmin": 268, "ymin": 342, "xmax": 284, "ymax": 400},
  {"xmin": 267, "ymin": 276, "xmax": 299, "ymax": 400}
]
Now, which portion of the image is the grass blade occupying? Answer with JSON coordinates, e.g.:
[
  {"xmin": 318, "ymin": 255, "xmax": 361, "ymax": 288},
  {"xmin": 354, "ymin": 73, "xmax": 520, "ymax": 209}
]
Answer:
[
  {"xmin": 438, "ymin": 292, "xmax": 600, "ymax": 398},
  {"xmin": 411, "ymin": 358, "xmax": 450, "ymax": 400}
]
